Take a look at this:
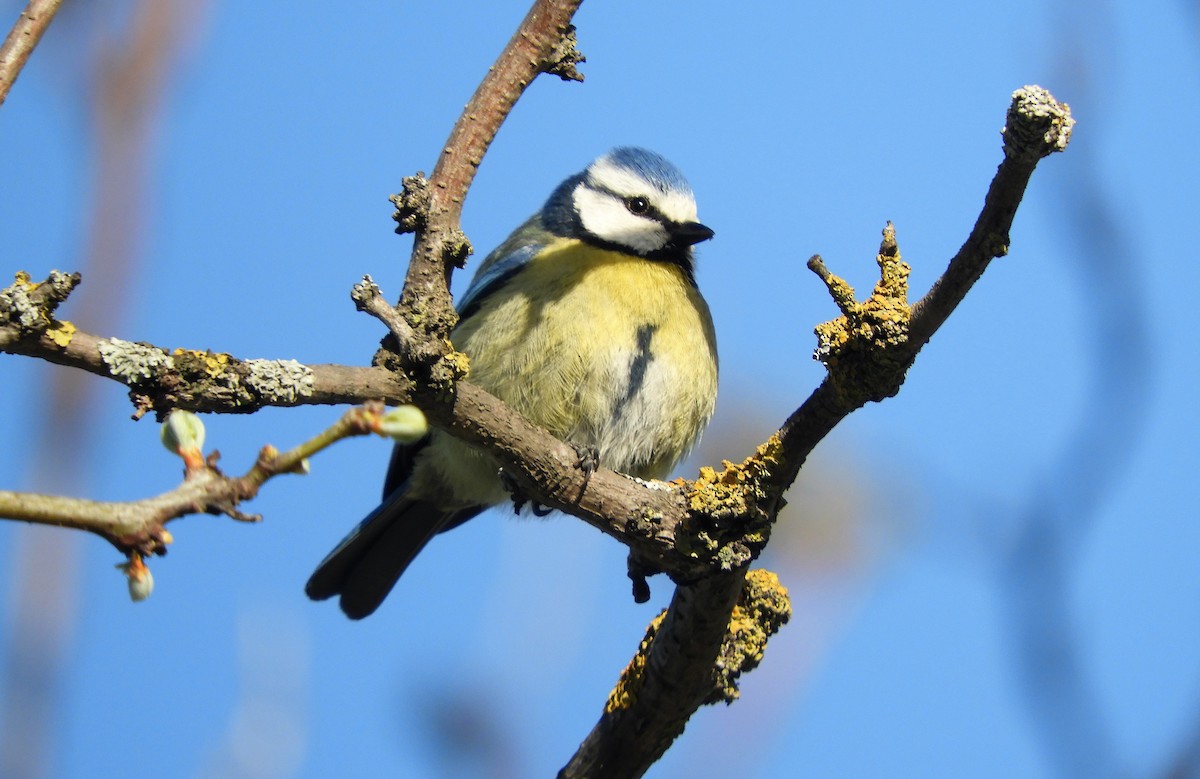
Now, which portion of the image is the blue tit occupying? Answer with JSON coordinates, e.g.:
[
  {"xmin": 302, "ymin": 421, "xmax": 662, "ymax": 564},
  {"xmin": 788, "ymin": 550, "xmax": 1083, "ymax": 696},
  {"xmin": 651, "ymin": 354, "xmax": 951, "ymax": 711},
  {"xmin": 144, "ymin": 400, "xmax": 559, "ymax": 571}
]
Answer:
[{"xmin": 306, "ymin": 147, "xmax": 718, "ymax": 619}]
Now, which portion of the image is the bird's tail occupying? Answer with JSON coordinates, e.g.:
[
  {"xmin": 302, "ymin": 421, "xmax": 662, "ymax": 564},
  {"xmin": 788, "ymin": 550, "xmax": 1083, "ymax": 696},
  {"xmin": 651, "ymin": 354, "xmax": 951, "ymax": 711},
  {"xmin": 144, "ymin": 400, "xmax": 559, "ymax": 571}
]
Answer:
[{"xmin": 305, "ymin": 495, "xmax": 481, "ymax": 619}]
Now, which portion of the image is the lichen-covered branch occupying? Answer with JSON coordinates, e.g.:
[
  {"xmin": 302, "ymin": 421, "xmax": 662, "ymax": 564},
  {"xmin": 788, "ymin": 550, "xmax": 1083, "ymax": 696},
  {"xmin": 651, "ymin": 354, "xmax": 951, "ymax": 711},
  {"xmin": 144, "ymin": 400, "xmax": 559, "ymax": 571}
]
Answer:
[
  {"xmin": 0, "ymin": 270, "xmax": 747, "ymax": 582},
  {"xmin": 559, "ymin": 85, "xmax": 1073, "ymax": 777},
  {"xmin": 560, "ymin": 570, "xmax": 792, "ymax": 779},
  {"xmin": 0, "ymin": 271, "xmax": 412, "ymax": 416},
  {"xmin": 0, "ymin": 0, "xmax": 64, "ymax": 107},
  {"xmin": 770, "ymin": 86, "xmax": 1074, "ymax": 495}
]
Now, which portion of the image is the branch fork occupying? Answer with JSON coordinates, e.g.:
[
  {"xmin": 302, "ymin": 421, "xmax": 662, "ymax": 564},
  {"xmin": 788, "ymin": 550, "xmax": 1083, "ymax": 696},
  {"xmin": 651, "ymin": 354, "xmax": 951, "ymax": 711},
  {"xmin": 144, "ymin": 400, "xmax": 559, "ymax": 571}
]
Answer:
[{"xmin": 809, "ymin": 222, "xmax": 913, "ymax": 407}]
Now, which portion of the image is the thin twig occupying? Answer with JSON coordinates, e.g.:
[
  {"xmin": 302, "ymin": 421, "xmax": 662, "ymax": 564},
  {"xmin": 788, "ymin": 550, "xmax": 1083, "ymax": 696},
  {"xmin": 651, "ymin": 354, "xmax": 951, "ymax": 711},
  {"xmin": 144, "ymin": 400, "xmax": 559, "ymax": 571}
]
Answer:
[
  {"xmin": 0, "ymin": 404, "xmax": 392, "ymax": 556},
  {"xmin": 0, "ymin": 0, "xmax": 64, "ymax": 107}
]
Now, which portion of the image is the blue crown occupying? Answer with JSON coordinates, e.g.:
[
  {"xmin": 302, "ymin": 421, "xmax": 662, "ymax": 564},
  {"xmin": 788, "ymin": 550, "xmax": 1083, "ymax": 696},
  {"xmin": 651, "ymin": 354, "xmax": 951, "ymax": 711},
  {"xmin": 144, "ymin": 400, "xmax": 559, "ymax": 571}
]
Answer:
[{"xmin": 600, "ymin": 147, "xmax": 693, "ymax": 196}]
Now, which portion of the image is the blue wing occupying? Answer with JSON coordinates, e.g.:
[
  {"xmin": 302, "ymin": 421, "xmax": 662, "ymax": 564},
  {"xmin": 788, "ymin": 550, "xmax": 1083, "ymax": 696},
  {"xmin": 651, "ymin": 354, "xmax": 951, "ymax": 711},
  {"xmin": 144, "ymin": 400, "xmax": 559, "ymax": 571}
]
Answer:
[{"xmin": 456, "ymin": 214, "xmax": 556, "ymax": 318}]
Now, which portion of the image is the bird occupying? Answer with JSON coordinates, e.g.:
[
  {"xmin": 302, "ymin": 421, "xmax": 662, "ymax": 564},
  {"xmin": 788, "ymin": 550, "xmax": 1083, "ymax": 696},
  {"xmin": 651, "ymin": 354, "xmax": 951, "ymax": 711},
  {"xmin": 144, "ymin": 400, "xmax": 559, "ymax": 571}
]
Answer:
[{"xmin": 306, "ymin": 147, "xmax": 718, "ymax": 619}]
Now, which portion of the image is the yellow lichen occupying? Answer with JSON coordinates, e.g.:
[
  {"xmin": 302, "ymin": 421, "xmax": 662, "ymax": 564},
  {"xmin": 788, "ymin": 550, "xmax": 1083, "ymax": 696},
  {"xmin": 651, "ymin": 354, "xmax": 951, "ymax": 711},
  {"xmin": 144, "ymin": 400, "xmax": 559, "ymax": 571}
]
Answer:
[
  {"xmin": 46, "ymin": 320, "xmax": 75, "ymax": 347},
  {"xmin": 708, "ymin": 568, "xmax": 793, "ymax": 704},
  {"xmin": 173, "ymin": 348, "xmax": 232, "ymax": 378},
  {"xmin": 687, "ymin": 434, "xmax": 783, "ymax": 518},
  {"xmin": 442, "ymin": 347, "xmax": 470, "ymax": 380},
  {"xmin": 813, "ymin": 224, "xmax": 913, "ymax": 406},
  {"xmin": 678, "ymin": 435, "xmax": 783, "ymax": 567},
  {"xmin": 606, "ymin": 609, "xmax": 667, "ymax": 714}
]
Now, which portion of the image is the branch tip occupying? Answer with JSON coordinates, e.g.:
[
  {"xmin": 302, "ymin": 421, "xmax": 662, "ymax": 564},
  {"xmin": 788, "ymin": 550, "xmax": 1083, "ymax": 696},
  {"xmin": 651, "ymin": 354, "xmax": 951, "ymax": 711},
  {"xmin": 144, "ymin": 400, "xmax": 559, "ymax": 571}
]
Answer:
[
  {"xmin": 1003, "ymin": 85, "xmax": 1074, "ymax": 163},
  {"xmin": 350, "ymin": 274, "xmax": 383, "ymax": 309},
  {"xmin": 0, "ymin": 269, "xmax": 81, "ymax": 333},
  {"xmin": 879, "ymin": 220, "xmax": 898, "ymax": 254}
]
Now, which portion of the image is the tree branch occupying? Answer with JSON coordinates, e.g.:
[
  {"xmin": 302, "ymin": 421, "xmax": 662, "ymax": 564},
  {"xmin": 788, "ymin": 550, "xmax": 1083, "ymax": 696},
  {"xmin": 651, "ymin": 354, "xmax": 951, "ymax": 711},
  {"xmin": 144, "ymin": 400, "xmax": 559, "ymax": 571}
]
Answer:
[
  {"xmin": 560, "ymin": 570, "xmax": 791, "ymax": 779},
  {"xmin": 391, "ymin": 0, "xmax": 586, "ymax": 357},
  {"xmin": 0, "ymin": 0, "xmax": 63, "ymax": 107},
  {"xmin": 772, "ymin": 86, "xmax": 1075, "ymax": 494},
  {"xmin": 0, "ymin": 270, "xmax": 715, "ymax": 578},
  {"xmin": 0, "ymin": 403, "xmax": 407, "ymax": 560},
  {"xmin": 558, "ymin": 85, "xmax": 1074, "ymax": 777}
]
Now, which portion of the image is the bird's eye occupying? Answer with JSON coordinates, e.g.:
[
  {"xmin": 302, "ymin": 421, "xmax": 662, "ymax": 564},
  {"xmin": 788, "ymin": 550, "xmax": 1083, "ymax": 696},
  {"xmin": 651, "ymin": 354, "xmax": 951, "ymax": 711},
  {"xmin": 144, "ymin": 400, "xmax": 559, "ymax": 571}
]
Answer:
[{"xmin": 624, "ymin": 196, "xmax": 650, "ymax": 215}]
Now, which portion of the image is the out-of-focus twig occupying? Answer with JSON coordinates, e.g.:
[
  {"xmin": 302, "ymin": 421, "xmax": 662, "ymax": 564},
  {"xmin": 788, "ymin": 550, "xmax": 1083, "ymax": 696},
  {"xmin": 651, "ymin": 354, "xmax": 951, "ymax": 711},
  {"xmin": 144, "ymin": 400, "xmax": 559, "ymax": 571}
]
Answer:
[{"xmin": 2, "ymin": 3, "xmax": 201, "ymax": 777}]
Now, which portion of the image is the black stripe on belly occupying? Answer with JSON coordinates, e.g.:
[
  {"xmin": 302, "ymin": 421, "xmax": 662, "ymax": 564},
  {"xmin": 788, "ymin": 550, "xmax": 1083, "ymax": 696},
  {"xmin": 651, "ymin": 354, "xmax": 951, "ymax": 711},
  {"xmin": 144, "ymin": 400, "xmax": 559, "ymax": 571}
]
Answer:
[{"xmin": 615, "ymin": 323, "xmax": 658, "ymax": 418}]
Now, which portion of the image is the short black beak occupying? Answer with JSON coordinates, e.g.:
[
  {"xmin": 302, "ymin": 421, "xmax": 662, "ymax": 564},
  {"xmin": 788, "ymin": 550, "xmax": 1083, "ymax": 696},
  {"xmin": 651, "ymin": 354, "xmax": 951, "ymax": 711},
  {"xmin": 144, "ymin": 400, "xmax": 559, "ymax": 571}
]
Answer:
[{"xmin": 672, "ymin": 221, "xmax": 715, "ymax": 246}]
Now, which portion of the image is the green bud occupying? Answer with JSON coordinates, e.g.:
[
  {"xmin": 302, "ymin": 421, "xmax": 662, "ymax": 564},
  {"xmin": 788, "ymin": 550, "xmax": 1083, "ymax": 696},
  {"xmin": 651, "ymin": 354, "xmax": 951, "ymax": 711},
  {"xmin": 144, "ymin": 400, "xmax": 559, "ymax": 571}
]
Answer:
[
  {"xmin": 161, "ymin": 410, "xmax": 205, "ymax": 456},
  {"xmin": 378, "ymin": 405, "xmax": 428, "ymax": 443},
  {"xmin": 118, "ymin": 555, "xmax": 154, "ymax": 602}
]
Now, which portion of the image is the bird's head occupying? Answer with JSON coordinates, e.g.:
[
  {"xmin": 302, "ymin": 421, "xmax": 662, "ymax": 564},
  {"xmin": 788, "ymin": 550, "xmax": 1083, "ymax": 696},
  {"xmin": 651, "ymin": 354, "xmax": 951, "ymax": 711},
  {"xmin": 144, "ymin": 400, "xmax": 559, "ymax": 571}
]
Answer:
[{"xmin": 544, "ymin": 147, "xmax": 714, "ymax": 263}]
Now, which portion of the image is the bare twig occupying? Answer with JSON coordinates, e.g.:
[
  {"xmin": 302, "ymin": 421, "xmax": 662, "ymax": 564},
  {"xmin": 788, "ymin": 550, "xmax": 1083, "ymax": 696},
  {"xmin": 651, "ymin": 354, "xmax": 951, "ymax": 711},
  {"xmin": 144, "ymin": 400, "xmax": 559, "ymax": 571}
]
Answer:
[
  {"xmin": 0, "ymin": 0, "xmax": 63, "ymax": 107},
  {"xmin": 0, "ymin": 403, "xmax": 396, "ymax": 557}
]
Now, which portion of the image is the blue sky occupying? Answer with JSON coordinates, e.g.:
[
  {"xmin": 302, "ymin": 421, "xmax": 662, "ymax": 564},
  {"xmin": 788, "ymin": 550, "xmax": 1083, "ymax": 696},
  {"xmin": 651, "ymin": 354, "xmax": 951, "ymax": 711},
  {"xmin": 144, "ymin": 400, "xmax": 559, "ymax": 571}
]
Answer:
[{"xmin": 2, "ymin": 1, "xmax": 1199, "ymax": 777}]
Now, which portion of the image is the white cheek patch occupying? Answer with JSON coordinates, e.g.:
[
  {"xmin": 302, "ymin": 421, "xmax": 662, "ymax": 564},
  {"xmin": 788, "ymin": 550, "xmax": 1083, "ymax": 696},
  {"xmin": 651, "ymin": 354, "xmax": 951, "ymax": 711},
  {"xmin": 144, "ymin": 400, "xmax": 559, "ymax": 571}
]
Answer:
[{"xmin": 573, "ymin": 185, "xmax": 669, "ymax": 254}]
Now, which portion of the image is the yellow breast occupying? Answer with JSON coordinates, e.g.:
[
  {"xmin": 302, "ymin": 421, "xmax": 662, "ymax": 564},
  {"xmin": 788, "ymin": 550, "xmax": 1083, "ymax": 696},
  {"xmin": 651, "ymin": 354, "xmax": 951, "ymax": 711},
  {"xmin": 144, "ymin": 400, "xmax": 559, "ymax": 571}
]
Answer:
[{"xmin": 453, "ymin": 239, "xmax": 718, "ymax": 479}]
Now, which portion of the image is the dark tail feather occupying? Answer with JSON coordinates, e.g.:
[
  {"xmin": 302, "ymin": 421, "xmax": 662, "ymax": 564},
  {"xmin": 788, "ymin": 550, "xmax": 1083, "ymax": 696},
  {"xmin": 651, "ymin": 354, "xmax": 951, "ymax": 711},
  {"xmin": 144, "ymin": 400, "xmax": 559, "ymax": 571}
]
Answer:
[{"xmin": 306, "ymin": 494, "xmax": 483, "ymax": 619}]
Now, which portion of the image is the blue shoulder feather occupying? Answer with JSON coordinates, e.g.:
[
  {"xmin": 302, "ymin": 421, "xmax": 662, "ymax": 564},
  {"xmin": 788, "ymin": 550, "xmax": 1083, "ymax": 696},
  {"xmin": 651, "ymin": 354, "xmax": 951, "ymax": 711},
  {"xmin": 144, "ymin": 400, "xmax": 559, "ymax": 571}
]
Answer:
[{"xmin": 456, "ymin": 213, "xmax": 559, "ymax": 318}]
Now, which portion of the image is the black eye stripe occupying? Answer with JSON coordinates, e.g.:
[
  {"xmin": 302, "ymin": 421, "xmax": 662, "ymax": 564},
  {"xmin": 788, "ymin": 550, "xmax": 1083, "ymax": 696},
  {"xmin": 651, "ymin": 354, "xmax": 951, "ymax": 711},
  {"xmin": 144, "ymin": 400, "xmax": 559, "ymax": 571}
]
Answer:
[
  {"xmin": 587, "ymin": 183, "xmax": 669, "ymax": 223},
  {"xmin": 615, "ymin": 192, "xmax": 662, "ymax": 221}
]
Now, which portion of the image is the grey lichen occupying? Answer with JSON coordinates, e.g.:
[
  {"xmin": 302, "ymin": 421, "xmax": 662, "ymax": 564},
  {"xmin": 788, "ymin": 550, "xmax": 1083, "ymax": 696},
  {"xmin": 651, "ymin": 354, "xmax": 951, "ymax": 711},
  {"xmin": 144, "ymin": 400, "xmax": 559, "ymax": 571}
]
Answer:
[
  {"xmin": 241, "ymin": 359, "xmax": 314, "ymax": 403},
  {"xmin": 0, "ymin": 280, "xmax": 41, "ymax": 330},
  {"xmin": 1003, "ymin": 86, "xmax": 1075, "ymax": 163},
  {"xmin": 98, "ymin": 338, "xmax": 174, "ymax": 382},
  {"xmin": 0, "ymin": 270, "xmax": 79, "ymax": 332},
  {"xmin": 390, "ymin": 173, "xmax": 431, "ymax": 235},
  {"xmin": 543, "ymin": 24, "xmax": 586, "ymax": 82}
]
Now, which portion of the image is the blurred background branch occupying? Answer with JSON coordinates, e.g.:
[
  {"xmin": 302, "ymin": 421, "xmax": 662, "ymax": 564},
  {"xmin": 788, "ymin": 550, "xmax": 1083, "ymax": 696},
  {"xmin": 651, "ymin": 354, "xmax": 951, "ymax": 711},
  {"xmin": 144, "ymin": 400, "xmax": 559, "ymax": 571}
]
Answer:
[{"xmin": 1, "ymin": 1, "xmax": 204, "ymax": 777}]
